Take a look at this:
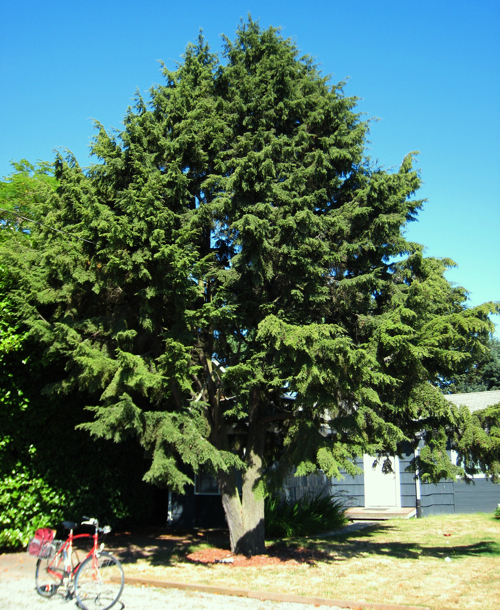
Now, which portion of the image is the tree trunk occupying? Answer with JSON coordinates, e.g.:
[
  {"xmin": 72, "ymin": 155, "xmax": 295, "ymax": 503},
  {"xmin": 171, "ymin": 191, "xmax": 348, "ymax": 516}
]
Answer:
[
  {"xmin": 238, "ymin": 443, "xmax": 266, "ymax": 554},
  {"xmin": 218, "ymin": 468, "xmax": 244, "ymax": 552},
  {"xmin": 219, "ymin": 450, "xmax": 266, "ymax": 555},
  {"xmin": 219, "ymin": 387, "xmax": 266, "ymax": 555}
]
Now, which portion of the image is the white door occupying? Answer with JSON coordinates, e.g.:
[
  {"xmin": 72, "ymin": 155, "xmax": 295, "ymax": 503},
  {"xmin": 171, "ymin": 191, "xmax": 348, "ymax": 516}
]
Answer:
[{"xmin": 363, "ymin": 454, "xmax": 401, "ymax": 508}]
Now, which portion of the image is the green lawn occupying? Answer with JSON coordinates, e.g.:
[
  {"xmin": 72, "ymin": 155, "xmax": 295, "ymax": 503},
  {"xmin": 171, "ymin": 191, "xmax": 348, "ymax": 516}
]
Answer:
[{"xmin": 113, "ymin": 513, "xmax": 500, "ymax": 610}]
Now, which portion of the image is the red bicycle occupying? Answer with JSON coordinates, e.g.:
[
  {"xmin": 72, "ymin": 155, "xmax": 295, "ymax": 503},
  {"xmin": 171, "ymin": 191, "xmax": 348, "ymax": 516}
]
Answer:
[{"xmin": 29, "ymin": 517, "xmax": 124, "ymax": 610}]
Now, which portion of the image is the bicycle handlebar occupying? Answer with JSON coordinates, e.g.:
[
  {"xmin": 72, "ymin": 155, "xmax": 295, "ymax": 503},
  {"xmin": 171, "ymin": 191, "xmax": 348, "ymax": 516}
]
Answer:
[{"xmin": 81, "ymin": 516, "xmax": 111, "ymax": 534}]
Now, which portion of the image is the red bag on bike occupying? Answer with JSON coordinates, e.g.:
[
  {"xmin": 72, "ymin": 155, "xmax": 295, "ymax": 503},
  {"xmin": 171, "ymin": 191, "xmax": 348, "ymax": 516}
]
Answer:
[{"xmin": 28, "ymin": 528, "xmax": 55, "ymax": 557}]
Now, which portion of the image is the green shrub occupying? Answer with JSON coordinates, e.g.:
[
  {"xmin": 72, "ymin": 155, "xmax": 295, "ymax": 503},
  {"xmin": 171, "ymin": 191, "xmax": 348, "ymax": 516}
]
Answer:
[
  {"xmin": 494, "ymin": 504, "xmax": 500, "ymax": 519},
  {"xmin": 0, "ymin": 466, "xmax": 65, "ymax": 550},
  {"xmin": 0, "ymin": 336, "xmax": 159, "ymax": 551},
  {"xmin": 265, "ymin": 492, "xmax": 347, "ymax": 538}
]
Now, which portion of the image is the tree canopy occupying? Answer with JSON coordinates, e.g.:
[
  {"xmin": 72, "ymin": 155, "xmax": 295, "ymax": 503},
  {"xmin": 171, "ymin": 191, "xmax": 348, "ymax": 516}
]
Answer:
[
  {"xmin": 0, "ymin": 163, "xmax": 161, "ymax": 549},
  {"xmin": 444, "ymin": 337, "xmax": 500, "ymax": 394},
  {"xmin": 3, "ymin": 19, "xmax": 499, "ymax": 553}
]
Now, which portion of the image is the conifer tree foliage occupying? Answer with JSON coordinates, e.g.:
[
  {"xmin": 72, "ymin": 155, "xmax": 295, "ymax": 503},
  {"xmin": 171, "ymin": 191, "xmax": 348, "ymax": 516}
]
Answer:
[
  {"xmin": 0, "ymin": 163, "xmax": 160, "ymax": 549},
  {"xmin": 444, "ymin": 337, "xmax": 500, "ymax": 393},
  {"xmin": 5, "ymin": 20, "xmax": 499, "ymax": 554}
]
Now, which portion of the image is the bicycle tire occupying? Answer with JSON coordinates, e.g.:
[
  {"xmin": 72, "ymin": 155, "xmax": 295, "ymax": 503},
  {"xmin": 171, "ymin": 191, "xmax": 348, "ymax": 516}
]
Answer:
[
  {"xmin": 74, "ymin": 551, "xmax": 124, "ymax": 610},
  {"xmin": 35, "ymin": 549, "xmax": 65, "ymax": 598}
]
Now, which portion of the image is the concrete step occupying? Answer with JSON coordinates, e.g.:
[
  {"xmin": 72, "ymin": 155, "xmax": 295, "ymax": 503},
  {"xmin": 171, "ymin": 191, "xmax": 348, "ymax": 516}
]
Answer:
[{"xmin": 346, "ymin": 507, "xmax": 416, "ymax": 520}]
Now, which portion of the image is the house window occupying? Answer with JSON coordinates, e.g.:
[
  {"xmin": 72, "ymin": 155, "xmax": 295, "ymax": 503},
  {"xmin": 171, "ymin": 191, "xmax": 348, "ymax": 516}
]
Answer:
[{"xmin": 194, "ymin": 472, "xmax": 220, "ymax": 495}]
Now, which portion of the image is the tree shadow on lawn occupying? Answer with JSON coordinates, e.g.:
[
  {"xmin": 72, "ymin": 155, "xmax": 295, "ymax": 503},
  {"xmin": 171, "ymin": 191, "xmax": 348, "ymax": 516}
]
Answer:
[
  {"xmin": 306, "ymin": 523, "xmax": 500, "ymax": 561},
  {"xmin": 106, "ymin": 527, "xmax": 230, "ymax": 567},
  {"xmin": 105, "ymin": 523, "xmax": 500, "ymax": 568}
]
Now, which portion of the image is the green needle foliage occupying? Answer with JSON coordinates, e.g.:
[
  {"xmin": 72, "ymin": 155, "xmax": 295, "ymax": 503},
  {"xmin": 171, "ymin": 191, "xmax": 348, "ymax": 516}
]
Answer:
[
  {"xmin": 0, "ymin": 163, "xmax": 161, "ymax": 550},
  {"xmin": 444, "ymin": 337, "xmax": 500, "ymax": 393},
  {"xmin": 2, "ymin": 18, "xmax": 499, "ymax": 554}
]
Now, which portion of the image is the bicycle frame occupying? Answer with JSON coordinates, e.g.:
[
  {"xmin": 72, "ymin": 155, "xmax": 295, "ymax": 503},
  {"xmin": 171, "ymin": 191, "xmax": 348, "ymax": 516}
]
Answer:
[
  {"xmin": 45, "ymin": 527, "xmax": 99, "ymax": 583},
  {"xmin": 35, "ymin": 517, "xmax": 124, "ymax": 610}
]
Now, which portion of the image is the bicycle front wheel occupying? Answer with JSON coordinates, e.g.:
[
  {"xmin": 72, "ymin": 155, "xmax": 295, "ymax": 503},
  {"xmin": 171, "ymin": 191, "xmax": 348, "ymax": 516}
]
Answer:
[
  {"xmin": 35, "ymin": 551, "xmax": 64, "ymax": 598},
  {"xmin": 74, "ymin": 552, "xmax": 124, "ymax": 610}
]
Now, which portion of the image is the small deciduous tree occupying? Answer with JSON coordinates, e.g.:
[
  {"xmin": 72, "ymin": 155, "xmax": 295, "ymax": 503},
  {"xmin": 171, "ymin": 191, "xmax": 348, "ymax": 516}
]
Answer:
[
  {"xmin": 4, "ymin": 20, "xmax": 499, "ymax": 554},
  {"xmin": 0, "ymin": 160, "xmax": 57, "ymax": 234}
]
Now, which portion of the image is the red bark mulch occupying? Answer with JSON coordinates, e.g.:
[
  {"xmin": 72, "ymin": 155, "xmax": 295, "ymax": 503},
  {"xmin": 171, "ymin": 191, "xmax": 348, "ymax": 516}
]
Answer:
[{"xmin": 186, "ymin": 545, "xmax": 331, "ymax": 567}]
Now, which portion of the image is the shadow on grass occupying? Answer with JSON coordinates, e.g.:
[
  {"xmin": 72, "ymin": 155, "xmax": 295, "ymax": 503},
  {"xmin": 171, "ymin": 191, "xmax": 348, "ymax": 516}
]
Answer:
[
  {"xmin": 105, "ymin": 522, "xmax": 500, "ymax": 568},
  {"xmin": 106, "ymin": 527, "xmax": 230, "ymax": 567},
  {"xmin": 306, "ymin": 522, "xmax": 500, "ymax": 561}
]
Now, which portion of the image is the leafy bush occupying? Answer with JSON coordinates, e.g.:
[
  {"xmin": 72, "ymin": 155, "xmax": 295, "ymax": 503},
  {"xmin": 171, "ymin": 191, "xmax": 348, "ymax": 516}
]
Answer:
[
  {"xmin": 0, "ymin": 336, "xmax": 160, "ymax": 551},
  {"xmin": 265, "ymin": 492, "xmax": 347, "ymax": 538},
  {"xmin": 0, "ymin": 466, "xmax": 65, "ymax": 549},
  {"xmin": 494, "ymin": 504, "xmax": 500, "ymax": 519}
]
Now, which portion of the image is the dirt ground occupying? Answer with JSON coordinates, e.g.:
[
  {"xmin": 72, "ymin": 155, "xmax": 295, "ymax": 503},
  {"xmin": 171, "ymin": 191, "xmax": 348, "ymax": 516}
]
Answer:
[
  {"xmin": 0, "ymin": 524, "xmax": 365, "ymax": 582},
  {"xmin": 0, "ymin": 527, "xmax": 216, "ymax": 579},
  {"xmin": 0, "ymin": 551, "xmax": 37, "ymax": 580}
]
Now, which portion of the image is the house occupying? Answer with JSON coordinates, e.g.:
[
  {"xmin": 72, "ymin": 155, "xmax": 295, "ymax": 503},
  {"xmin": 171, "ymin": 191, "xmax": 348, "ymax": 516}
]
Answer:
[
  {"xmin": 167, "ymin": 390, "xmax": 500, "ymax": 526},
  {"xmin": 330, "ymin": 390, "xmax": 500, "ymax": 518}
]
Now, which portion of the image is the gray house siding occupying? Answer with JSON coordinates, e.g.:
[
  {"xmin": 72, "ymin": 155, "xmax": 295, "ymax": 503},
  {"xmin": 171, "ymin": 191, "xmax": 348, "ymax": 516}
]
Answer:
[
  {"xmin": 281, "ymin": 458, "xmax": 365, "ymax": 508},
  {"xmin": 330, "ymin": 457, "xmax": 365, "ymax": 508},
  {"xmin": 418, "ymin": 444, "xmax": 456, "ymax": 516},
  {"xmin": 286, "ymin": 393, "xmax": 500, "ymax": 516},
  {"xmin": 400, "ymin": 443, "xmax": 417, "ymax": 508},
  {"xmin": 454, "ymin": 479, "xmax": 500, "ymax": 513},
  {"xmin": 275, "ymin": 457, "xmax": 500, "ymax": 517},
  {"xmin": 282, "ymin": 470, "xmax": 330, "ymax": 502},
  {"xmin": 420, "ymin": 481, "xmax": 455, "ymax": 516},
  {"xmin": 418, "ymin": 479, "xmax": 500, "ymax": 516}
]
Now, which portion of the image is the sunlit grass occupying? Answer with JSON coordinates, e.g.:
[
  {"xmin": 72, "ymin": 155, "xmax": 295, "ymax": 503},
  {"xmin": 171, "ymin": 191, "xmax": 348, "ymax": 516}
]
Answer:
[{"xmin": 114, "ymin": 513, "xmax": 500, "ymax": 610}]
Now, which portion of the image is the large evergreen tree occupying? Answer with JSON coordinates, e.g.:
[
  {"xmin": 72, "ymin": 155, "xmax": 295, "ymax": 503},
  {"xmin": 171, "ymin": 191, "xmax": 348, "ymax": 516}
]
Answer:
[{"xmin": 4, "ymin": 20, "xmax": 499, "ymax": 553}]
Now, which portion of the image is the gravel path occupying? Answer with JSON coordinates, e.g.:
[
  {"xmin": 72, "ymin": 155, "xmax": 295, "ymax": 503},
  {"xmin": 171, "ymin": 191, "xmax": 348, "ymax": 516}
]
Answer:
[{"xmin": 0, "ymin": 577, "xmax": 343, "ymax": 610}]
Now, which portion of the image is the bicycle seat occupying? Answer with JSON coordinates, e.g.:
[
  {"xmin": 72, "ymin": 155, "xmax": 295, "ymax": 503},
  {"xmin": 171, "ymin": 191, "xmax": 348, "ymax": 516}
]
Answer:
[{"xmin": 62, "ymin": 521, "xmax": 77, "ymax": 530}]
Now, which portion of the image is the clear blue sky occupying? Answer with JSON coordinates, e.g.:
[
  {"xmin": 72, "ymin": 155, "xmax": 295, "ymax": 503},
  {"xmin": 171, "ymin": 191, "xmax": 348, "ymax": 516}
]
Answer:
[{"xmin": 1, "ymin": 0, "xmax": 499, "ymax": 332}]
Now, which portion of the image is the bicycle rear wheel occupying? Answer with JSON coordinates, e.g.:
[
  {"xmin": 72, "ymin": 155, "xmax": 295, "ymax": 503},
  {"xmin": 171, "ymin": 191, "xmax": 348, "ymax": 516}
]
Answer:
[
  {"xmin": 35, "ymin": 550, "xmax": 65, "ymax": 597},
  {"xmin": 74, "ymin": 552, "xmax": 124, "ymax": 610}
]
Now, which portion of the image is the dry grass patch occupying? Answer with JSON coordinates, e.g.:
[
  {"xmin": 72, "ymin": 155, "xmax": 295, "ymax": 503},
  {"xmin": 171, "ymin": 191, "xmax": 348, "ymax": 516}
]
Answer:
[{"xmin": 114, "ymin": 514, "xmax": 500, "ymax": 610}]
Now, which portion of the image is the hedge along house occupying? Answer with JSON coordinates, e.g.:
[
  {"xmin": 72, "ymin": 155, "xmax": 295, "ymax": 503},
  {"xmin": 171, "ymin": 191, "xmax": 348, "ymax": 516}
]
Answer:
[
  {"xmin": 330, "ymin": 390, "xmax": 500, "ymax": 519},
  {"xmin": 166, "ymin": 390, "xmax": 500, "ymax": 527}
]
